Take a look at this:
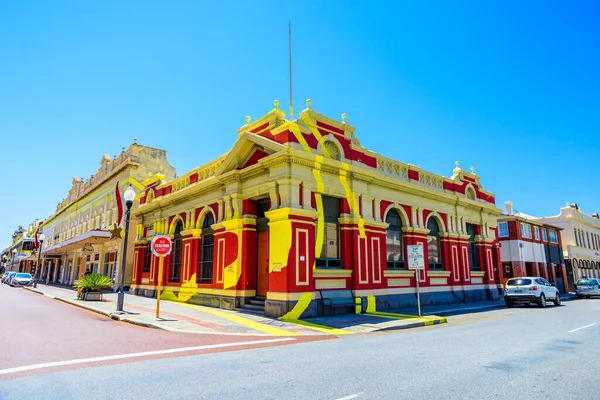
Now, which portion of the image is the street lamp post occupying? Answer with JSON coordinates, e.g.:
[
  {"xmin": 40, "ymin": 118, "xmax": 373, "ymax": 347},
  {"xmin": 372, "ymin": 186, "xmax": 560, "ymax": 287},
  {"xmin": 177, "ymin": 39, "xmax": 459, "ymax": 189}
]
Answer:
[
  {"xmin": 33, "ymin": 233, "xmax": 45, "ymax": 288},
  {"xmin": 117, "ymin": 185, "xmax": 136, "ymax": 312}
]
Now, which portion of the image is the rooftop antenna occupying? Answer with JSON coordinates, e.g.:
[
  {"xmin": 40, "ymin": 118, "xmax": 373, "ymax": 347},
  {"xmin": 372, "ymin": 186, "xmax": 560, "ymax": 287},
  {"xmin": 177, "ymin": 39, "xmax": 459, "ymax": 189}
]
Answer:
[{"xmin": 288, "ymin": 21, "xmax": 293, "ymax": 120}]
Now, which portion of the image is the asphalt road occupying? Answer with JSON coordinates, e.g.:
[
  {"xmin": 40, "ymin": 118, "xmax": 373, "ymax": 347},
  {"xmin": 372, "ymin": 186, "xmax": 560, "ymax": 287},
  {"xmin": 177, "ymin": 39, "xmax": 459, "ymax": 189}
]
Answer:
[
  {"xmin": 2, "ymin": 283, "xmax": 600, "ymax": 400},
  {"xmin": 0, "ymin": 283, "xmax": 321, "ymax": 381}
]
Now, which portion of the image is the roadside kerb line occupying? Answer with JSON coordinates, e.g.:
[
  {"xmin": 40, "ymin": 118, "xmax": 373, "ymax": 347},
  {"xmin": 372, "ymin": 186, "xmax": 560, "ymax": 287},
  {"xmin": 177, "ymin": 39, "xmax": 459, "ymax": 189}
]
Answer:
[
  {"xmin": 0, "ymin": 338, "xmax": 296, "ymax": 376},
  {"xmin": 568, "ymin": 323, "xmax": 597, "ymax": 333}
]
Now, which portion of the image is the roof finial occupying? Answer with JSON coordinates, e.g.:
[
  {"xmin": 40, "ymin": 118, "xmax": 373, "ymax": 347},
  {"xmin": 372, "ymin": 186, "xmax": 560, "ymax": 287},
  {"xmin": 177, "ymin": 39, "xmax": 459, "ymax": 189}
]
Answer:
[
  {"xmin": 273, "ymin": 100, "xmax": 279, "ymax": 109},
  {"xmin": 455, "ymin": 161, "xmax": 460, "ymax": 168},
  {"xmin": 470, "ymin": 166, "xmax": 475, "ymax": 174},
  {"xmin": 341, "ymin": 113, "xmax": 347, "ymax": 123},
  {"xmin": 245, "ymin": 116, "xmax": 251, "ymax": 124},
  {"xmin": 133, "ymin": 138, "xmax": 138, "ymax": 144},
  {"xmin": 306, "ymin": 99, "xmax": 312, "ymax": 109}
]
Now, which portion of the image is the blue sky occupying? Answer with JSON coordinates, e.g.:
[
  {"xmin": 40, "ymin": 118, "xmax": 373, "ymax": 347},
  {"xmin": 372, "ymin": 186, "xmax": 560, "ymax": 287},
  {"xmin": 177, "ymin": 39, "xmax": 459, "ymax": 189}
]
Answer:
[{"xmin": 1, "ymin": 0, "xmax": 598, "ymax": 249}]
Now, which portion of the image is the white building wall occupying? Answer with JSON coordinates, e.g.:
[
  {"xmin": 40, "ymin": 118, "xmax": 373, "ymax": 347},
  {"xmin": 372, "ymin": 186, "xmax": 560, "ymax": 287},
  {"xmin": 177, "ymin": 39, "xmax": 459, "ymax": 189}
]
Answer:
[{"xmin": 500, "ymin": 240, "xmax": 547, "ymax": 263}]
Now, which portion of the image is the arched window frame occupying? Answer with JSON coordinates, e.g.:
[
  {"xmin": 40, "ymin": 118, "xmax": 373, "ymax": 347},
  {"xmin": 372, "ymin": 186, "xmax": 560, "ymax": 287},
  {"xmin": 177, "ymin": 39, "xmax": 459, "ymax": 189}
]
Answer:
[
  {"xmin": 197, "ymin": 212, "xmax": 215, "ymax": 284},
  {"xmin": 427, "ymin": 217, "xmax": 443, "ymax": 271},
  {"xmin": 385, "ymin": 209, "xmax": 405, "ymax": 269},
  {"xmin": 169, "ymin": 220, "xmax": 184, "ymax": 283},
  {"xmin": 466, "ymin": 223, "xmax": 480, "ymax": 271}
]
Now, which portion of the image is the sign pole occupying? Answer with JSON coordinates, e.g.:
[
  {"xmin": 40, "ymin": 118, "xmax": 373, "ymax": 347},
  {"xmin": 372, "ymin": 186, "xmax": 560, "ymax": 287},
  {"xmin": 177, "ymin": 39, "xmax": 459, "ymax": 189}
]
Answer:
[
  {"xmin": 156, "ymin": 255, "xmax": 164, "ymax": 319},
  {"xmin": 416, "ymin": 270, "xmax": 422, "ymax": 317}
]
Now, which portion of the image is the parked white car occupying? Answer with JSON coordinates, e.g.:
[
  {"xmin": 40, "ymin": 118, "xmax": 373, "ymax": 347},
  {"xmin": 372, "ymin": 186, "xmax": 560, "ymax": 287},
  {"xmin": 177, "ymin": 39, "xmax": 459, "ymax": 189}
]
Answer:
[
  {"xmin": 9, "ymin": 273, "xmax": 33, "ymax": 287},
  {"xmin": 575, "ymin": 278, "xmax": 600, "ymax": 298},
  {"xmin": 504, "ymin": 277, "xmax": 561, "ymax": 308}
]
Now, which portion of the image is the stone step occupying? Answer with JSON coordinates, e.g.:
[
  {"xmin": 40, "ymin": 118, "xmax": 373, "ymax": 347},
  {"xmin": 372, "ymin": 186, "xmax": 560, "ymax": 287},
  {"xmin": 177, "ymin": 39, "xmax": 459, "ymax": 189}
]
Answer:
[{"xmin": 241, "ymin": 303, "xmax": 265, "ymax": 311}]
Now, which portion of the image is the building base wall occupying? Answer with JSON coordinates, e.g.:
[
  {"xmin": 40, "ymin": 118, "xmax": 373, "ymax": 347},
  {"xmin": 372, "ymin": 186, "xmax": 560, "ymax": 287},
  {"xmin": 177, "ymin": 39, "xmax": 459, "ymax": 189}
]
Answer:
[{"xmin": 131, "ymin": 287, "xmax": 251, "ymax": 310}]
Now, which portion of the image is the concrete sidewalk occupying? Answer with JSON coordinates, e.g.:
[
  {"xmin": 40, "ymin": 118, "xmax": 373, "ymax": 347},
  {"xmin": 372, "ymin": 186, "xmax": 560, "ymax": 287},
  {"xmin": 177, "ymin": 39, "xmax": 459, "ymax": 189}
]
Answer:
[{"xmin": 24, "ymin": 284, "xmax": 446, "ymax": 336}]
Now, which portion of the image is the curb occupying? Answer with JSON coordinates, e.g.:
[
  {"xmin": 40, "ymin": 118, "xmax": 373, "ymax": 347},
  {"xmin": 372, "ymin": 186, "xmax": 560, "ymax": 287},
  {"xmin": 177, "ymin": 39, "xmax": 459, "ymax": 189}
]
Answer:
[
  {"xmin": 25, "ymin": 287, "xmax": 161, "ymax": 330},
  {"xmin": 377, "ymin": 317, "xmax": 447, "ymax": 332},
  {"xmin": 423, "ymin": 304, "xmax": 506, "ymax": 316}
]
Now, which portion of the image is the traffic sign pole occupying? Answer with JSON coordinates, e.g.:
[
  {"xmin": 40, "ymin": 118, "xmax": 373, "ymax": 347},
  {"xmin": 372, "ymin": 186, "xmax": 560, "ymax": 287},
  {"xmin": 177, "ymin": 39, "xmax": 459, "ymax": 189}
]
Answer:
[
  {"xmin": 151, "ymin": 235, "xmax": 172, "ymax": 320},
  {"xmin": 156, "ymin": 255, "xmax": 164, "ymax": 319},
  {"xmin": 416, "ymin": 270, "xmax": 422, "ymax": 317}
]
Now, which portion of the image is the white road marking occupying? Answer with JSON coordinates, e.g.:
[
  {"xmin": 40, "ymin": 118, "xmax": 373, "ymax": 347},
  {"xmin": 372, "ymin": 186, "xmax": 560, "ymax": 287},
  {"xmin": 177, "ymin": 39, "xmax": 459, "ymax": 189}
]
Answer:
[
  {"xmin": 0, "ymin": 338, "xmax": 295, "ymax": 375},
  {"xmin": 334, "ymin": 393, "xmax": 363, "ymax": 400},
  {"xmin": 568, "ymin": 323, "xmax": 597, "ymax": 333}
]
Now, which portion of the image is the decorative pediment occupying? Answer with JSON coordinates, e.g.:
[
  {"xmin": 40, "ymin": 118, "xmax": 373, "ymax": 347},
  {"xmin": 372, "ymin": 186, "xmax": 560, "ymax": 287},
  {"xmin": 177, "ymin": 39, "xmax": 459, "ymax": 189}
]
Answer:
[{"xmin": 214, "ymin": 132, "xmax": 286, "ymax": 176}]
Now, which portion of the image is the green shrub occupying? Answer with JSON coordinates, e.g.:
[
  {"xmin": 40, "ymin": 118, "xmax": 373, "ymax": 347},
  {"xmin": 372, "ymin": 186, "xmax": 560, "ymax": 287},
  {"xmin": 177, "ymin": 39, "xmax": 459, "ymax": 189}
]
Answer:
[{"xmin": 73, "ymin": 273, "xmax": 113, "ymax": 291}]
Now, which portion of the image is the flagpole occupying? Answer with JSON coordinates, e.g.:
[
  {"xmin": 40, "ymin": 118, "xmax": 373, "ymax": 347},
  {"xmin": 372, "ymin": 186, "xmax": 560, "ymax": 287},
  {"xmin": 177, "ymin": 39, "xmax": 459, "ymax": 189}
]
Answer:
[{"xmin": 289, "ymin": 21, "xmax": 293, "ymax": 120}]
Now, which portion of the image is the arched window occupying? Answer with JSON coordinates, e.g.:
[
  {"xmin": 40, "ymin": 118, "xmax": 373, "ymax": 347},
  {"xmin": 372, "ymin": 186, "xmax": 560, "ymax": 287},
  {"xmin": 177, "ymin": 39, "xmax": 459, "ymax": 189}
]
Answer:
[
  {"xmin": 169, "ymin": 220, "xmax": 183, "ymax": 282},
  {"xmin": 143, "ymin": 242, "xmax": 152, "ymax": 273},
  {"xmin": 466, "ymin": 223, "xmax": 480, "ymax": 271},
  {"xmin": 197, "ymin": 213, "xmax": 215, "ymax": 284},
  {"xmin": 427, "ymin": 218, "xmax": 443, "ymax": 270},
  {"xmin": 386, "ymin": 210, "xmax": 404, "ymax": 269}
]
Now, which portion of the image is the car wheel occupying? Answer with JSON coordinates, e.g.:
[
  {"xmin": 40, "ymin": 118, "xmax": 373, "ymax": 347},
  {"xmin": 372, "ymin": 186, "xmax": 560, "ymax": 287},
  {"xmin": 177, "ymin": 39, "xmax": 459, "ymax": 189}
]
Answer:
[
  {"xmin": 539, "ymin": 293, "xmax": 547, "ymax": 308},
  {"xmin": 554, "ymin": 293, "xmax": 561, "ymax": 306},
  {"xmin": 525, "ymin": 302, "xmax": 531, "ymax": 308},
  {"xmin": 586, "ymin": 295, "xmax": 591, "ymax": 299},
  {"xmin": 577, "ymin": 294, "xmax": 583, "ymax": 299},
  {"xmin": 505, "ymin": 300, "xmax": 514, "ymax": 308}
]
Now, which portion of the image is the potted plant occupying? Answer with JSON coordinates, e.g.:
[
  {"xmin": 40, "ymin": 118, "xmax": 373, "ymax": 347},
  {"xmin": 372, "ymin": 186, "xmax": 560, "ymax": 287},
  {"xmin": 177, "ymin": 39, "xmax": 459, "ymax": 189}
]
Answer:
[{"xmin": 74, "ymin": 273, "xmax": 113, "ymax": 301}]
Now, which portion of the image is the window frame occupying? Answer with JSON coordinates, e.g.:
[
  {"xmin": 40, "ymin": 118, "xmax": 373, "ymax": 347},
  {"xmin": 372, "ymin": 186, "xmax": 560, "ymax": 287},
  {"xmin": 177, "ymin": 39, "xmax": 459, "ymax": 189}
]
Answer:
[
  {"xmin": 520, "ymin": 222, "xmax": 532, "ymax": 239},
  {"xmin": 533, "ymin": 226, "xmax": 540, "ymax": 241},
  {"xmin": 542, "ymin": 228, "xmax": 548, "ymax": 242},
  {"xmin": 427, "ymin": 218, "xmax": 443, "ymax": 271},
  {"xmin": 466, "ymin": 223, "xmax": 480, "ymax": 272},
  {"xmin": 197, "ymin": 213, "xmax": 215, "ymax": 284},
  {"xmin": 169, "ymin": 221, "xmax": 184, "ymax": 283},
  {"xmin": 386, "ymin": 209, "xmax": 405, "ymax": 270},
  {"xmin": 498, "ymin": 222, "xmax": 509, "ymax": 238},
  {"xmin": 549, "ymin": 230, "xmax": 558, "ymax": 244},
  {"xmin": 315, "ymin": 196, "xmax": 342, "ymax": 269}
]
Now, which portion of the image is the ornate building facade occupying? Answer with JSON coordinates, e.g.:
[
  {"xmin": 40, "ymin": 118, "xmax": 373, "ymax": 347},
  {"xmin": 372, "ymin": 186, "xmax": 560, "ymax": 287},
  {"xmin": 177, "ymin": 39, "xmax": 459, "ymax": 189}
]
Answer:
[
  {"xmin": 39, "ymin": 142, "xmax": 175, "ymax": 287},
  {"xmin": 497, "ymin": 202, "xmax": 568, "ymax": 293},
  {"xmin": 132, "ymin": 101, "xmax": 504, "ymax": 318},
  {"xmin": 536, "ymin": 203, "xmax": 600, "ymax": 290}
]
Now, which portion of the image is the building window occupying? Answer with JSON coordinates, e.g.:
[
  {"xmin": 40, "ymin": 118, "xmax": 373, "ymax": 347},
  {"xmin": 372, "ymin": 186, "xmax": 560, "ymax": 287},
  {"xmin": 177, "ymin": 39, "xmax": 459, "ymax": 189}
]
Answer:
[
  {"xmin": 587, "ymin": 232, "xmax": 591, "ymax": 249},
  {"xmin": 197, "ymin": 213, "xmax": 215, "ymax": 284},
  {"xmin": 386, "ymin": 209, "xmax": 404, "ymax": 269},
  {"xmin": 169, "ymin": 220, "xmax": 183, "ymax": 282},
  {"xmin": 427, "ymin": 218, "xmax": 442, "ymax": 271},
  {"xmin": 316, "ymin": 196, "xmax": 341, "ymax": 269},
  {"xmin": 498, "ymin": 222, "xmax": 509, "ymax": 238},
  {"xmin": 549, "ymin": 230, "xmax": 558, "ymax": 244},
  {"xmin": 520, "ymin": 223, "xmax": 532, "ymax": 239},
  {"xmin": 534, "ymin": 226, "xmax": 540, "ymax": 241},
  {"xmin": 542, "ymin": 228, "xmax": 548, "ymax": 242},
  {"xmin": 143, "ymin": 245, "xmax": 152, "ymax": 273},
  {"xmin": 466, "ymin": 223, "xmax": 480, "ymax": 271},
  {"xmin": 575, "ymin": 229, "xmax": 580, "ymax": 246}
]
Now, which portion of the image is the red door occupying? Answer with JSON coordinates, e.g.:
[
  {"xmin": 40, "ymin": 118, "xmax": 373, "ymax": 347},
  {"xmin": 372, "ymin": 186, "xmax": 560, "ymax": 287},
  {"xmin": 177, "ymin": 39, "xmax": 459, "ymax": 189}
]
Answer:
[{"xmin": 257, "ymin": 231, "xmax": 269, "ymax": 297}]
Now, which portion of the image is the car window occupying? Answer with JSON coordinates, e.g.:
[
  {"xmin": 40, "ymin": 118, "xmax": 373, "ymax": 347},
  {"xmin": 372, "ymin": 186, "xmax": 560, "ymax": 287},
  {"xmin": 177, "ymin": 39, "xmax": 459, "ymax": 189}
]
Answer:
[
  {"xmin": 507, "ymin": 278, "xmax": 532, "ymax": 286},
  {"xmin": 535, "ymin": 279, "xmax": 545, "ymax": 285},
  {"xmin": 541, "ymin": 278, "xmax": 551, "ymax": 286},
  {"xmin": 577, "ymin": 279, "xmax": 597, "ymax": 286},
  {"xmin": 16, "ymin": 273, "xmax": 31, "ymax": 278}
]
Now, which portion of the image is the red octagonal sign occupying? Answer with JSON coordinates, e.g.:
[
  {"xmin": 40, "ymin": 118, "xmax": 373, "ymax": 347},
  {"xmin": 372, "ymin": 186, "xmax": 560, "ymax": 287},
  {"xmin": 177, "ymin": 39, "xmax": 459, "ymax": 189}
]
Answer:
[{"xmin": 151, "ymin": 235, "xmax": 172, "ymax": 257}]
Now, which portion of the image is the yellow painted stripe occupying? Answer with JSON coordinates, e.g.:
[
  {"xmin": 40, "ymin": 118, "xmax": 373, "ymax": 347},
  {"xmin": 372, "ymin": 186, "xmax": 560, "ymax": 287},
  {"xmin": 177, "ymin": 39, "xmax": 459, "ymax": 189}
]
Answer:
[
  {"xmin": 301, "ymin": 114, "xmax": 331, "ymax": 158},
  {"xmin": 280, "ymin": 319, "xmax": 352, "ymax": 336},
  {"xmin": 288, "ymin": 122, "xmax": 313, "ymax": 153},
  {"xmin": 170, "ymin": 301, "xmax": 299, "ymax": 337},
  {"xmin": 279, "ymin": 292, "xmax": 312, "ymax": 320}
]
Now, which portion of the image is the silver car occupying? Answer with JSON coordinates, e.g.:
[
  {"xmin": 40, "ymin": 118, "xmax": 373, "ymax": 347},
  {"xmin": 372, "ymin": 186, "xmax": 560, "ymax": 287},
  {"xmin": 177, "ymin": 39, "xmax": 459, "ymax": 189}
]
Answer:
[
  {"xmin": 576, "ymin": 278, "xmax": 600, "ymax": 298},
  {"xmin": 504, "ymin": 277, "xmax": 561, "ymax": 308},
  {"xmin": 9, "ymin": 273, "xmax": 33, "ymax": 287},
  {"xmin": 1, "ymin": 272, "xmax": 10, "ymax": 283}
]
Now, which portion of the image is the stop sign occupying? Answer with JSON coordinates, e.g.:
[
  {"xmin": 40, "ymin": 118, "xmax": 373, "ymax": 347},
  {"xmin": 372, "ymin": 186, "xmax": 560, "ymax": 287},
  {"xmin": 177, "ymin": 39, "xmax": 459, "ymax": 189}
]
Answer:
[{"xmin": 151, "ymin": 235, "xmax": 172, "ymax": 257}]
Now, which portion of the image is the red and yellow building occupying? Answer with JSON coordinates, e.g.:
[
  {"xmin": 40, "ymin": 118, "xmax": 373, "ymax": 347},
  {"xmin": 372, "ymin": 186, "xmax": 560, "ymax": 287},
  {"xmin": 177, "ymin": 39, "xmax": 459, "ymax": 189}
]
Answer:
[{"xmin": 132, "ymin": 100, "xmax": 504, "ymax": 318}]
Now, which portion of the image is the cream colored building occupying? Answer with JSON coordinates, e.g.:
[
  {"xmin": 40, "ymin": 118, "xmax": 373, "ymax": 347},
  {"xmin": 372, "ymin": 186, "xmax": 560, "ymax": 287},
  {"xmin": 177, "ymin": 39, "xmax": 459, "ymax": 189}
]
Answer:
[
  {"xmin": 536, "ymin": 203, "xmax": 600, "ymax": 282},
  {"xmin": 40, "ymin": 142, "xmax": 175, "ymax": 288}
]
